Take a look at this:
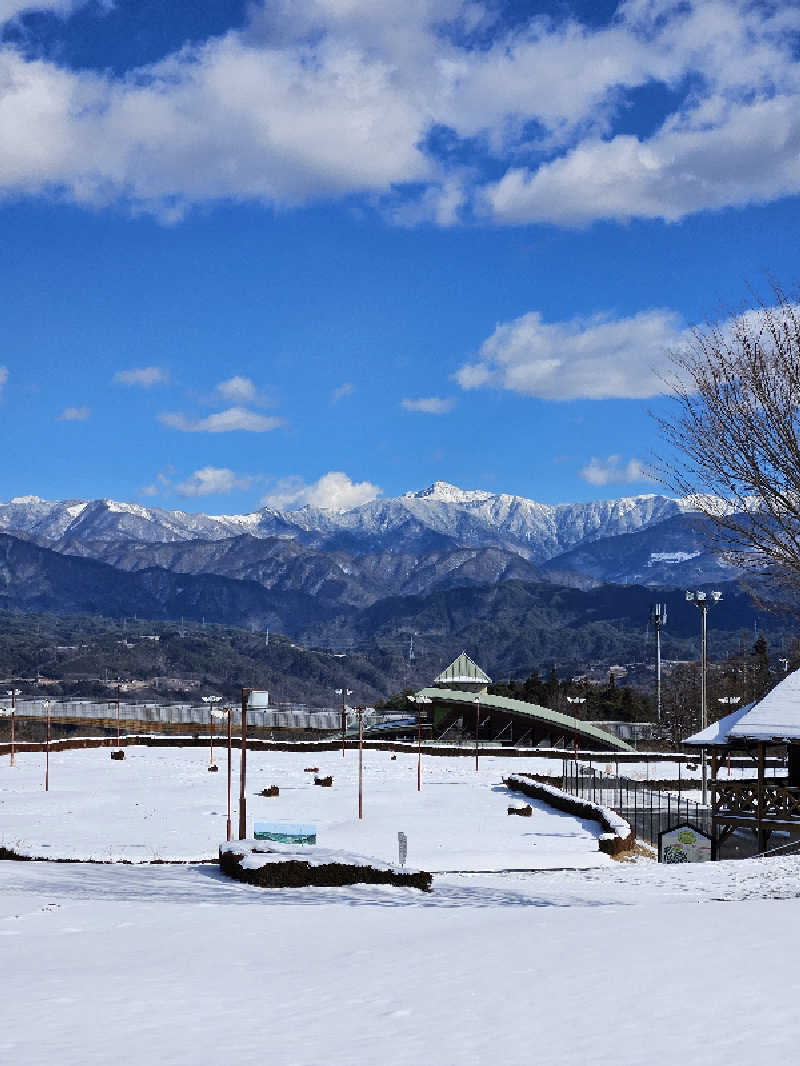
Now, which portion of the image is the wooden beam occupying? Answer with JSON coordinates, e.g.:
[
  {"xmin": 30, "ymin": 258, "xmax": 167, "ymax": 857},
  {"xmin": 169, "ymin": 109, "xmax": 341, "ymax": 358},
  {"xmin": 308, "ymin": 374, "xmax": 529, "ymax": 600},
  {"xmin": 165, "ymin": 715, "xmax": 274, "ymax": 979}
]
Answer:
[
  {"xmin": 711, "ymin": 748, "xmax": 719, "ymax": 860},
  {"xmin": 757, "ymin": 742, "xmax": 767, "ymax": 853}
]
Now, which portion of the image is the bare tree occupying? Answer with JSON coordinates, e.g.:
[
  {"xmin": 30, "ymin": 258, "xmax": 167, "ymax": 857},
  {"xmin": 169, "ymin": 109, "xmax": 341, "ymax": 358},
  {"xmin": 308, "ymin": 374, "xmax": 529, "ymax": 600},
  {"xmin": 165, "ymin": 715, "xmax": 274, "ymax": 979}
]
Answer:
[{"xmin": 656, "ymin": 281, "xmax": 800, "ymax": 592}]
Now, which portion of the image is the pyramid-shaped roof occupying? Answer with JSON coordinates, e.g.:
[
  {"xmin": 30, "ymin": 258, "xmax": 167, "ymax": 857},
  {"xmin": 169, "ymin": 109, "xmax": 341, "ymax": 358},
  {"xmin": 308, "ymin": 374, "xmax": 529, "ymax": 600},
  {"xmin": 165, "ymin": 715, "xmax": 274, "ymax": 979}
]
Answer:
[{"xmin": 433, "ymin": 652, "xmax": 492, "ymax": 687}]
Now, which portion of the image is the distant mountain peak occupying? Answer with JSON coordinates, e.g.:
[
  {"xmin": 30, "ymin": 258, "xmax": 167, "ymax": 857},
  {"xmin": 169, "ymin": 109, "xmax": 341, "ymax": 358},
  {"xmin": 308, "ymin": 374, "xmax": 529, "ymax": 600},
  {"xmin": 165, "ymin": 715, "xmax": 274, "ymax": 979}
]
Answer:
[{"xmin": 407, "ymin": 481, "xmax": 494, "ymax": 504}]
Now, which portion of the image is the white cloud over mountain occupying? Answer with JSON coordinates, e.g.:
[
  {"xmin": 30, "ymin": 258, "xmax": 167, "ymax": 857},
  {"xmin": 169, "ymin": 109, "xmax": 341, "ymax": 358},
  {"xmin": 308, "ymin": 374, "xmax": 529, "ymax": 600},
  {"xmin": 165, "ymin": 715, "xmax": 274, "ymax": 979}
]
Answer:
[
  {"xmin": 175, "ymin": 466, "xmax": 257, "ymax": 497},
  {"xmin": 0, "ymin": 1, "xmax": 797, "ymax": 225},
  {"xmin": 580, "ymin": 455, "xmax": 654, "ymax": 486},
  {"xmin": 261, "ymin": 471, "xmax": 382, "ymax": 512}
]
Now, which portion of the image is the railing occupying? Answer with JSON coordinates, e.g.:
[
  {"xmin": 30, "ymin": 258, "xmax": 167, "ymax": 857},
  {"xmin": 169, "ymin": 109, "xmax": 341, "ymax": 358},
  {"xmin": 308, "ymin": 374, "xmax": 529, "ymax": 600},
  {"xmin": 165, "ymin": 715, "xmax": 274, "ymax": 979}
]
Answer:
[
  {"xmin": 713, "ymin": 781, "xmax": 800, "ymax": 820},
  {"xmin": 561, "ymin": 759, "xmax": 711, "ymax": 846}
]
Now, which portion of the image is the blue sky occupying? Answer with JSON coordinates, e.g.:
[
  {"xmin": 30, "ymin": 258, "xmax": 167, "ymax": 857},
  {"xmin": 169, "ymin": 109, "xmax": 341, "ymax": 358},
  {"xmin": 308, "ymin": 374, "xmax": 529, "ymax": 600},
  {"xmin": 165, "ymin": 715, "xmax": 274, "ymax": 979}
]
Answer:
[{"xmin": 1, "ymin": 0, "xmax": 799, "ymax": 512}]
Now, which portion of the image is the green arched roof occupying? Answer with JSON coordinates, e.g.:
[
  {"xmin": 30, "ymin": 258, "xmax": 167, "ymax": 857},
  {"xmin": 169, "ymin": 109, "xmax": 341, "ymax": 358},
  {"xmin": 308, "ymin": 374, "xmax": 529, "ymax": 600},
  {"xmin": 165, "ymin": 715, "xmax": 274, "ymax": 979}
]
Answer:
[{"xmin": 416, "ymin": 686, "xmax": 634, "ymax": 752}]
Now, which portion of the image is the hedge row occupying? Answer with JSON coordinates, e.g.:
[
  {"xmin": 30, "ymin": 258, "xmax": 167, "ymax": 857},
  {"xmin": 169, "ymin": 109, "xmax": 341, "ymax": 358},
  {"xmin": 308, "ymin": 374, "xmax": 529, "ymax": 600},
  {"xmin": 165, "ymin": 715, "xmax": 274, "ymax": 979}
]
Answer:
[
  {"xmin": 504, "ymin": 774, "xmax": 635, "ymax": 857},
  {"xmin": 219, "ymin": 847, "xmax": 432, "ymax": 892}
]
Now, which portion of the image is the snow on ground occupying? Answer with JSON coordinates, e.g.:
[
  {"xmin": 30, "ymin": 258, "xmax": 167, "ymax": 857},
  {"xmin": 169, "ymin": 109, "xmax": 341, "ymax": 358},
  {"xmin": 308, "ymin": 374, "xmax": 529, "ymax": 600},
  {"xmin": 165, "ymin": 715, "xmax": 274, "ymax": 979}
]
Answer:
[
  {"xmin": 2, "ymin": 857, "xmax": 800, "ymax": 1066},
  {"xmin": 0, "ymin": 746, "xmax": 610, "ymax": 869},
  {"xmin": 3, "ymin": 745, "xmax": 800, "ymax": 1065}
]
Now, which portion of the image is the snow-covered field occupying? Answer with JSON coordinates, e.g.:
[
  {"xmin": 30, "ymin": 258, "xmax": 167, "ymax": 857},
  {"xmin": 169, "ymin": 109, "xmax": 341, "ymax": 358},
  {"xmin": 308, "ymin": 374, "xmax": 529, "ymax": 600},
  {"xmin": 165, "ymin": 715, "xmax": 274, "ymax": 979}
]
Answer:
[
  {"xmin": 0, "ymin": 746, "xmax": 610, "ymax": 869},
  {"xmin": 4, "ymin": 744, "xmax": 800, "ymax": 1066},
  {"xmin": 2, "ymin": 857, "xmax": 800, "ymax": 1066},
  {"xmin": 579, "ymin": 756, "xmax": 782, "ymax": 783}
]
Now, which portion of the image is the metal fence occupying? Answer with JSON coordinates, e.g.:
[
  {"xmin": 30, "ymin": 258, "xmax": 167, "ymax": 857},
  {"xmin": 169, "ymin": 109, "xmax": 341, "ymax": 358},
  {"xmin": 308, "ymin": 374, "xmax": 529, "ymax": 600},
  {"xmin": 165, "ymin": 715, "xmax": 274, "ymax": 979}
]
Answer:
[
  {"xmin": 4, "ymin": 698, "xmax": 351, "ymax": 732},
  {"xmin": 560, "ymin": 759, "xmax": 711, "ymax": 846}
]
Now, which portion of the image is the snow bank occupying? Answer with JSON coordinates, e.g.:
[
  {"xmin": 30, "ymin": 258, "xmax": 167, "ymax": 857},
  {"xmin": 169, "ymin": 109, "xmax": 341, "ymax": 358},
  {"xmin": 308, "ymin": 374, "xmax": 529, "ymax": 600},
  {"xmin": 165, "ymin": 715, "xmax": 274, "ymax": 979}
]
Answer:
[
  {"xmin": 505, "ymin": 774, "xmax": 633, "ymax": 855},
  {"xmin": 219, "ymin": 840, "xmax": 432, "ymax": 891}
]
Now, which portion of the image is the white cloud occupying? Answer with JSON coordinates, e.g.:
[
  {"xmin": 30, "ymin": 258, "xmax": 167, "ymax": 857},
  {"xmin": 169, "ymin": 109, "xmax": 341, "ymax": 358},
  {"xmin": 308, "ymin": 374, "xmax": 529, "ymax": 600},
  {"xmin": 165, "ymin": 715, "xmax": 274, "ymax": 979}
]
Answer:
[
  {"xmin": 113, "ymin": 367, "xmax": 169, "ymax": 387},
  {"xmin": 401, "ymin": 396, "xmax": 456, "ymax": 414},
  {"xmin": 0, "ymin": 1, "xmax": 79, "ymax": 24},
  {"xmin": 214, "ymin": 376, "xmax": 271, "ymax": 406},
  {"xmin": 159, "ymin": 407, "xmax": 284, "ymax": 433},
  {"xmin": 580, "ymin": 455, "xmax": 655, "ymax": 486},
  {"xmin": 456, "ymin": 308, "xmax": 688, "ymax": 400},
  {"xmin": 0, "ymin": 366, "xmax": 7, "ymax": 395},
  {"xmin": 0, "ymin": 2, "xmax": 797, "ymax": 224},
  {"xmin": 175, "ymin": 466, "xmax": 256, "ymax": 497},
  {"xmin": 57, "ymin": 405, "xmax": 90, "ymax": 421},
  {"xmin": 139, "ymin": 467, "xmax": 174, "ymax": 498},
  {"xmin": 330, "ymin": 383, "xmax": 354, "ymax": 404},
  {"xmin": 261, "ymin": 471, "xmax": 381, "ymax": 512}
]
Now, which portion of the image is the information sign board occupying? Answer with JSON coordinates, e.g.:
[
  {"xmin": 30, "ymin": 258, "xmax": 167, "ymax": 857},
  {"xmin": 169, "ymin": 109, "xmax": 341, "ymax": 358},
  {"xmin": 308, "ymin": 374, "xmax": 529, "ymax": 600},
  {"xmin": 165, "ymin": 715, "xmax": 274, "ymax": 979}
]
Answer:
[
  {"xmin": 658, "ymin": 823, "xmax": 712, "ymax": 863},
  {"xmin": 254, "ymin": 822, "xmax": 317, "ymax": 845}
]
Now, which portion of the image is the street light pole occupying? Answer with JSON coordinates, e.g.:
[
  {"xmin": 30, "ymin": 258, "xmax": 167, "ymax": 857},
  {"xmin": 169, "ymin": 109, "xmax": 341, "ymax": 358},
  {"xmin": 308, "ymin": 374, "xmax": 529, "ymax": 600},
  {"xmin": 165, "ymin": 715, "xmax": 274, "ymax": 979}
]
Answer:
[
  {"xmin": 473, "ymin": 695, "xmax": 482, "ymax": 771},
  {"xmin": 202, "ymin": 695, "xmax": 222, "ymax": 772},
  {"xmin": 5, "ymin": 688, "xmax": 19, "ymax": 767},
  {"xmin": 44, "ymin": 699, "xmax": 51, "ymax": 792},
  {"xmin": 209, "ymin": 705, "xmax": 230, "ymax": 838},
  {"xmin": 335, "ymin": 687, "xmax": 352, "ymax": 757},
  {"xmin": 112, "ymin": 680, "xmax": 126, "ymax": 759},
  {"xmin": 407, "ymin": 694, "xmax": 432, "ymax": 791},
  {"xmin": 357, "ymin": 706, "xmax": 364, "ymax": 819},
  {"xmin": 687, "ymin": 590, "xmax": 723, "ymax": 806}
]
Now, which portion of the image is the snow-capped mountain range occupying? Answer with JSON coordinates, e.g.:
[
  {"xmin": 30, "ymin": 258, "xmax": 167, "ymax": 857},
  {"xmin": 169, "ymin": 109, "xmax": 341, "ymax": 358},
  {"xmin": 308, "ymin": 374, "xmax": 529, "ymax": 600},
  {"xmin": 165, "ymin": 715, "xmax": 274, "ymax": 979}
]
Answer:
[{"xmin": 0, "ymin": 482, "xmax": 698, "ymax": 563}]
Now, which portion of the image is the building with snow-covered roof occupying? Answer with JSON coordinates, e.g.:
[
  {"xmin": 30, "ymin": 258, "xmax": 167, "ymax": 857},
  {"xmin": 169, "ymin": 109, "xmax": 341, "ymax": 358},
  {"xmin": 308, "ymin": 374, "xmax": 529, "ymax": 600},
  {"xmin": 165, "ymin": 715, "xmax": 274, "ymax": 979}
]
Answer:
[{"xmin": 684, "ymin": 668, "xmax": 800, "ymax": 855}]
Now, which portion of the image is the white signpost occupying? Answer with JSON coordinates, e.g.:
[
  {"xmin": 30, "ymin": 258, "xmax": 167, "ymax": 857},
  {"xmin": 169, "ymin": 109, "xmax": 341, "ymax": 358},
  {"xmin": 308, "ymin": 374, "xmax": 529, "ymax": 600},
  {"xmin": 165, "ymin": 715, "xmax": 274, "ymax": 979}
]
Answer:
[
  {"xmin": 658, "ymin": 824, "xmax": 712, "ymax": 863},
  {"xmin": 397, "ymin": 831, "xmax": 408, "ymax": 868}
]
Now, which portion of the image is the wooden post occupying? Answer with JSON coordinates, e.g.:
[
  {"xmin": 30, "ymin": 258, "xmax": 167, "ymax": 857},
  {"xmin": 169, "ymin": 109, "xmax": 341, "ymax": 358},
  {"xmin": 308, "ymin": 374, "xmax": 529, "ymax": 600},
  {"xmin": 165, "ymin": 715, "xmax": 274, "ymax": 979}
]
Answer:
[
  {"xmin": 238, "ymin": 688, "xmax": 250, "ymax": 840},
  {"xmin": 757, "ymin": 742, "xmax": 767, "ymax": 853}
]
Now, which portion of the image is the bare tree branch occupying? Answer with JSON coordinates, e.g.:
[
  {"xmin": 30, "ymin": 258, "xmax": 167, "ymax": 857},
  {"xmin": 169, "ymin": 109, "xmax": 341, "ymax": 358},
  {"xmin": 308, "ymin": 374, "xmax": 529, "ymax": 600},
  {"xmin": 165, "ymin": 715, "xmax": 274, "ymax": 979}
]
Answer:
[{"xmin": 655, "ymin": 281, "xmax": 800, "ymax": 595}]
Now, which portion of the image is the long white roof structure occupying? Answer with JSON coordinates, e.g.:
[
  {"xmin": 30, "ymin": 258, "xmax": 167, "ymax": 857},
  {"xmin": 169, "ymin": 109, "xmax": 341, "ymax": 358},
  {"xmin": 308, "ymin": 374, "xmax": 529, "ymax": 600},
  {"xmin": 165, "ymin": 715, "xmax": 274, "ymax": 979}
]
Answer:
[{"xmin": 684, "ymin": 668, "xmax": 800, "ymax": 746}]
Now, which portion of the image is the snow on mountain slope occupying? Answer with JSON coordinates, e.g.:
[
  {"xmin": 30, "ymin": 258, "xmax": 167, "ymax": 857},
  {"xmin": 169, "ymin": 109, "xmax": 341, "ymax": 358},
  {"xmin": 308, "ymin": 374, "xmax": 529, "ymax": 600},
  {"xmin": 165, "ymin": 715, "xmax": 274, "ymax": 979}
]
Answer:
[{"xmin": 0, "ymin": 483, "xmax": 698, "ymax": 562}]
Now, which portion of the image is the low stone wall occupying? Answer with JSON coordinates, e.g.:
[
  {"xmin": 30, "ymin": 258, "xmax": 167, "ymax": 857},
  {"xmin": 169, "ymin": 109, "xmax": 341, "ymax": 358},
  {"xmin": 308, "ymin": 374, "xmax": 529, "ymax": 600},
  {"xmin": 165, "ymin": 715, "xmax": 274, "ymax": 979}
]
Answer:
[{"xmin": 504, "ymin": 773, "xmax": 635, "ymax": 857}]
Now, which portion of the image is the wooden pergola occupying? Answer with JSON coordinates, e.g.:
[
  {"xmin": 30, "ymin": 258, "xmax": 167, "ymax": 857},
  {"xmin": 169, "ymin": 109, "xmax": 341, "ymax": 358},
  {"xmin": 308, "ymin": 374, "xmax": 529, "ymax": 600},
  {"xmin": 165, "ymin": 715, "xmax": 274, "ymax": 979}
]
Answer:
[{"xmin": 684, "ymin": 670, "xmax": 800, "ymax": 858}]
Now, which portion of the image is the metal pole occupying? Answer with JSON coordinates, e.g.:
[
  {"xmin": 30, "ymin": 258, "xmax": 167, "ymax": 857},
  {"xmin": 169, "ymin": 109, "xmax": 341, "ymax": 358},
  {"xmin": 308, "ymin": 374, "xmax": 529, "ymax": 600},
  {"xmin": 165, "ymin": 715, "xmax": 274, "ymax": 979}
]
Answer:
[
  {"xmin": 417, "ymin": 702, "xmax": 422, "ymax": 792},
  {"xmin": 358, "ymin": 707, "xmax": 364, "ymax": 820},
  {"xmin": 209, "ymin": 709, "xmax": 215, "ymax": 767},
  {"xmin": 474, "ymin": 697, "xmax": 480, "ymax": 772},
  {"xmin": 226, "ymin": 707, "xmax": 232, "ymax": 842},
  {"xmin": 239, "ymin": 689, "xmax": 249, "ymax": 839},
  {"xmin": 342, "ymin": 689, "xmax": 346, "ymax": 758},
  {"xmin": 701, "ymin": 603, "xmax": 708, "ymax": 806},
  {"xmin": 656, "ymin": 621, "xmax": 662, "ymax": 724},
  {"xmin": 45, "ymin": 701, "xmax": 50, "ymax": 792}
]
